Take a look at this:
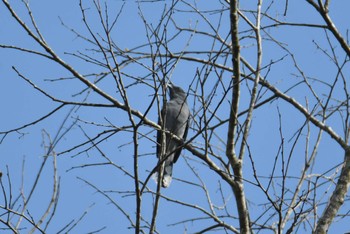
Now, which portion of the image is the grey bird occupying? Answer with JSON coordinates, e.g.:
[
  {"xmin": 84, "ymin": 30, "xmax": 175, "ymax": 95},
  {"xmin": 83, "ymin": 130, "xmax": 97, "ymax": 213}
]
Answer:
[{"xmin": 156, "ymin": 83, "xmax": 190, "ymax": 188}]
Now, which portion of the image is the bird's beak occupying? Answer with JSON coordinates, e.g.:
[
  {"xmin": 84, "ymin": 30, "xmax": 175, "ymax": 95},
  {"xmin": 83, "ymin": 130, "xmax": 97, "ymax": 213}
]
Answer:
[{"xmin": 166, "ymin": 82, "xmax": 173, "ymax": 89}]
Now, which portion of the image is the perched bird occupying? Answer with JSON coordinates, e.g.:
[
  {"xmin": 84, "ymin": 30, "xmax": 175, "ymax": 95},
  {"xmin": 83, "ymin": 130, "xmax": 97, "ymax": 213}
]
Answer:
[{"xmin": 156, "ymin": 83, "xmax": 190, "ymax": 188}]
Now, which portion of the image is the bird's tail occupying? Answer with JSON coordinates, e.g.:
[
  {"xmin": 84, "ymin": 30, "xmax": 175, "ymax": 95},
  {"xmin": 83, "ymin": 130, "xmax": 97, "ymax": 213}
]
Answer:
[
  {"xmin": 152, "ymin": 163, "xmax": 173, "ymax": 188},
  {"xmin": 162, "ymin": 163, "xmax": 173, "ymax": 188}
]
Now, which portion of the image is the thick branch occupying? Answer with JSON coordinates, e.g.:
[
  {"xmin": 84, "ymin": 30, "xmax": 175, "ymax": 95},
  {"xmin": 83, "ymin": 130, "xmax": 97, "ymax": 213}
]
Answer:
[
  {"xmin": 226, "ymin": 1, "xmax": 251, "ymax": 233},
  {"xmin": 226, "ymin": 0, "xmax": 240, "ymax": 163},
  {"xmin": 314, "ymin": 148, "xmax": 350, "ymax": 233},
  {"xmin": 306, "ymin": 0, "xmax": 350, "ymax": 57}
]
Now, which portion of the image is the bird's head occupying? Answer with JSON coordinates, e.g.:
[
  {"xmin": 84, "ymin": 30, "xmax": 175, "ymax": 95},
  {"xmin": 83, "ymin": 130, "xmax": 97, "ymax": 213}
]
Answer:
[{"xmin": 167, "ymin": 83, "xmax": 187, "ymax": 100}]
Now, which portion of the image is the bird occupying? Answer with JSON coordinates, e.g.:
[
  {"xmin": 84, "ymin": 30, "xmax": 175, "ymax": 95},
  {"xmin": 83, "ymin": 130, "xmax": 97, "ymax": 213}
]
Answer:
[{"xmin": 155, "ymin": 83, "xmax": 190, "ymax": 188}]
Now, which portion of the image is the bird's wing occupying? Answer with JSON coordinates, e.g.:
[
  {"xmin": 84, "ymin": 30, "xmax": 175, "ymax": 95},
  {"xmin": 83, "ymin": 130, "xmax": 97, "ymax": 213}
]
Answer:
[
  {"xmin": 156, "ymin": 107, "xmax": 166, "ymax": 158},
  {"xmin": 173, "ymin": 115, "xmax": 190, "ymax": 163},
  {"xmin": 182, "ymin": 115, "xmax": 190, "ymax": 142}
]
